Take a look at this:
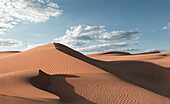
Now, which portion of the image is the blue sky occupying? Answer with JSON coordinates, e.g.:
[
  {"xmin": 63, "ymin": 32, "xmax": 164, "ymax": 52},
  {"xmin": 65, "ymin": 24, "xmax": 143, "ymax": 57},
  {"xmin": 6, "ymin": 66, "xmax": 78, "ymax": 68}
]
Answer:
[{"xmin": 0, "ymin": 0, "xmax": 170, "ymax": 54}]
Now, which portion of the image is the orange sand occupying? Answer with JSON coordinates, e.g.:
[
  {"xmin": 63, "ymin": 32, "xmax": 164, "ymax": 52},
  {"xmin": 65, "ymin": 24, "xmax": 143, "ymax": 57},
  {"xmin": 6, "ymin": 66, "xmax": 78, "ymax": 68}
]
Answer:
[{"xmin": 0, "ymin": 43, "xmax": 169, "ymax": 104}]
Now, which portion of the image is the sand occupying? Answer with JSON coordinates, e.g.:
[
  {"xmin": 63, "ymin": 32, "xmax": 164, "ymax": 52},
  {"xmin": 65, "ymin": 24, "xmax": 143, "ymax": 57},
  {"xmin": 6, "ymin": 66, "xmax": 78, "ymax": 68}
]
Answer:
[{"xmin": 0, "ymin": 43, "xmax": 169, "ymax": 104}]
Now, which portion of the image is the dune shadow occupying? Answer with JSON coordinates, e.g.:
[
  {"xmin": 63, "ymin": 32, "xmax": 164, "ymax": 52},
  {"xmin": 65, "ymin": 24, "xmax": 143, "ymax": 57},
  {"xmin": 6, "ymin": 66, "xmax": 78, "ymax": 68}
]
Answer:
[
  {"xmin": 53, "ymin": 44, "xmax": 170, "ymax": 98},
  {"xmin": 103, "ymin": 61, "xmax": 170, "ymax": 98},
  {"xmin": 88, "ymin": 60, "xmax": 170, "ymax": 98},
  {"xmin": 29, "ymin": 70, "xmax": 95, "ymax": 104}
]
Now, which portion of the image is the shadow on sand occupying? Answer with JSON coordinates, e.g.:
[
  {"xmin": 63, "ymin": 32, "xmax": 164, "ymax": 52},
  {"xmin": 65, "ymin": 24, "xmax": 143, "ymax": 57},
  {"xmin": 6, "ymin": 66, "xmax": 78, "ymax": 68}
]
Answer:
[{"xmin": 30, "ymin": 70, "xmax": 95, "ymax": 104}]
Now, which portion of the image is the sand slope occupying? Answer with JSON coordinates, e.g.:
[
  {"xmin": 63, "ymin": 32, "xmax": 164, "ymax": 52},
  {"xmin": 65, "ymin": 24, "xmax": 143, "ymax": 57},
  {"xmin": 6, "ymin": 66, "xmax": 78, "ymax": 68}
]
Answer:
[{"xmin": 0, "ymin": 43, "xmax": 169, "ymax": 104}]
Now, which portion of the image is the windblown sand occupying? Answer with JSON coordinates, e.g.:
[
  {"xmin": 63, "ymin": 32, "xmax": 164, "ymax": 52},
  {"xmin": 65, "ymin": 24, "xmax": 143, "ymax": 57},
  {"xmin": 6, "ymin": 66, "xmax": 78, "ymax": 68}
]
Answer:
[{"xmin": 0, "ymin": 43, "xmax": 169, "ymax": 104}]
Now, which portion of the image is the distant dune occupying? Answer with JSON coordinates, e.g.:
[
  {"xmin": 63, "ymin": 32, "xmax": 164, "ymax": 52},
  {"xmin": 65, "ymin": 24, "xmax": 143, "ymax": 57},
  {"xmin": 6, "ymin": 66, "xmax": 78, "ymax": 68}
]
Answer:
[
  {"xmin": 88, "ymin": 51, "xmax": 161, "ymax": 57},
  {"xmin": 0, "ymin": 43, "xmax": 169, "ymax": 104},
  {"xmin": 0, "ymin": 51, "xmax": 20, "ymax": 53},
  {"xmin": 133, "ymin": 51, "xmax": 161, "ymax": 55},
  {"xmin": 88, "ymin": 51, "xmax": 131, "ymax": 57},
  {"xmin": 0, "ymin": 51, "xmax": 20, "ymax": 58}
]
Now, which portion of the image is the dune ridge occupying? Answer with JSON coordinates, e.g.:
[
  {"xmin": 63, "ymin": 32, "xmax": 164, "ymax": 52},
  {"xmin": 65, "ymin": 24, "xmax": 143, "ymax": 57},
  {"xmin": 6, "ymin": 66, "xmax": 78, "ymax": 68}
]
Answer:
[{"xmin": 0, "ymin": 43, "xmax": 169, "ymax": 104}]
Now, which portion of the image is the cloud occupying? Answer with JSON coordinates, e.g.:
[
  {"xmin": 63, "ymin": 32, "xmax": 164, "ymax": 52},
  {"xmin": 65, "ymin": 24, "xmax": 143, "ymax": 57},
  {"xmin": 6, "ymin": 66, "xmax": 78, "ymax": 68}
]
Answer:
[
  {"xmin": 118, "ymin": 48, "xmax": 140, "ymax": 52},
  {"xmin": 0, "ymin": 39, "xmax": 23, "ymax": 48},
  {"xmin": 163, "ymin": 23, "xmax": 170, "ymax": 30},
  {"xmin": 0, "ymin": 39, "xmax": 46, "ymax": 51},
  {"xmin": 163, "ymin": 27, "xmax": 168, "ymax": 30},
  {"xmin": 55, "ymin": 25, "xmax": 140, "ymax": 47},
  {"xmin": 0, "ymin": 0, "xmax": 62, "ymax": 34},
  {"xmin": 76, "ymin": 42, "xmax": 139, "ymax": 53},
  {"xmin": 24, "ymin": 43, "xmax": 45, "ymax": 51},
  {"xmin": 151, "ymin": 29, "xmax": 157, "ymax": 33},
  {"xmin": 144, "ymin": 48, "xmax": 170, "ymax": 52}
]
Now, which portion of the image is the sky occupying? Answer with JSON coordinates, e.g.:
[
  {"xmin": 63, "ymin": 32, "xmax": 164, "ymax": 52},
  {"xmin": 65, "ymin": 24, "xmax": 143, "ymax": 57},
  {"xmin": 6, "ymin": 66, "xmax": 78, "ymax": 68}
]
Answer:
[{"xmin": 0, "ymin": 0, "xmax": 170, "ymax": 54}]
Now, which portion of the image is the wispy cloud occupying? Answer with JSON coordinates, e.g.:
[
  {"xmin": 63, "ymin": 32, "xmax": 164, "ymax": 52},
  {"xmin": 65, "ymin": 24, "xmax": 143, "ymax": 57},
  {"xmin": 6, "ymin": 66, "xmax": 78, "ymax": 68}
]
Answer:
[
  {"xmin": 119, "ymin": 48, "xmax": 140, "ymax": 52},
  {"xmin": 144, "ymin": 48, "xmax": 170, "ymax": 52},
  {"xmin": 0, "ymin": 39, "xmax": 23, "ymax": 48},
  {"xmin": 0, "ymin": 0, "xmax": 62, "ymax": 34},
  {"xmin": 151, "ymin": 29, "xmax": 157, "ymax": 33},
  {"xmin": 76, "ymin": 42, "xmax": 139, "ymax": 53},
  {"xmin": 24, "ymin": 43, "xmax": 46, "ymax": 51},
  {"xmin": 55, "ymin": 25, "xmax": 140, "ymax": 47}
]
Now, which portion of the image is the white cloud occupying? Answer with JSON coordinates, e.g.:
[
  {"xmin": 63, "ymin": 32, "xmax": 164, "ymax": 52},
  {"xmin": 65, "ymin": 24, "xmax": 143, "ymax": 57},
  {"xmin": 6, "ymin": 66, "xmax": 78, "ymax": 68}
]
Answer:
[
  {"xmin": 55, "ymin": 25, "xmax": 140, "ymax": 47},
  {"xmin": 76, "ymin": 42, "xmax": 138, "ymax": 53},
  {"xmin": 118, "ymin": 48, "xmax": 140, "ymax": 52},
  {"xmin": 163, "ymin": 27, "xmax": 168, "ymax": 30},
  {"xmin": 0, "ymin": 0, "xmax": 62, "ymax": 34},
  {"xmin": 24, "ymin": 43, "xmax": 45, "ymax": 51},
  {"xmin": 163, "ymin": 23, "xmax": 170, "ymax": 30},
  {"xmin": 0, "ymin": 39, "xmax": 23, "ymax": 48},
  {"xmin": 144, "ymin": 48, "xmax": 170, "ymax": 52}
]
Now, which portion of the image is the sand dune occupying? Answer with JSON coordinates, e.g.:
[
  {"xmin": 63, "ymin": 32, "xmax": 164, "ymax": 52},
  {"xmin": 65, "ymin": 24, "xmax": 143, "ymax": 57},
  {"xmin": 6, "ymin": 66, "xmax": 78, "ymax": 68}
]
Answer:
[{"xmin": 0, "ymin": 43, "xmax": 169, "ymax": 104}]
